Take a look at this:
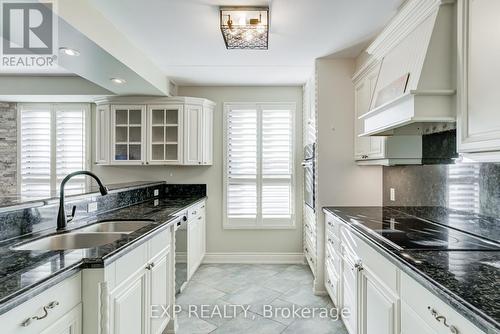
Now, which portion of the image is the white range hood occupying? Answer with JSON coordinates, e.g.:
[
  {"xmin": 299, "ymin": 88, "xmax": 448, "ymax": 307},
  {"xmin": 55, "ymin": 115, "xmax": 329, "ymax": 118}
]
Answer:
[{"xmin": 359, "ymin": 0, "xmax": 456, "ymax": 137}]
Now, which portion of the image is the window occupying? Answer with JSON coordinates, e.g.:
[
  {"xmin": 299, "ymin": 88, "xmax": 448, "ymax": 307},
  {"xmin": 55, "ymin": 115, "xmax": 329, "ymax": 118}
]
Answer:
[
  {"xmin": 224, "ymin": 103, "xmax": 295, "ymax": 228},
  {"xmin": 18, "ymin": 103, "xmax": 90, "ymax": 198}
]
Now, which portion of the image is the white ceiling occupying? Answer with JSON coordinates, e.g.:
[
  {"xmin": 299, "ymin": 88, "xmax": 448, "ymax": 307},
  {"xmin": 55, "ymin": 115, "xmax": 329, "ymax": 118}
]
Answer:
[{"xmin": 89, "ymin": 0, "xmax": 403, "ymax": 86}]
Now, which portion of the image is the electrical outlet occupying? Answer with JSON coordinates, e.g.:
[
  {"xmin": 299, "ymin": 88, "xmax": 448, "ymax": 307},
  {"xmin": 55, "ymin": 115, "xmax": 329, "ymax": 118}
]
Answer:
[
  {"xmin": 154, "ymin": 189, "xmax": 159, "ymax": 196},
  {"xmin": 390, "ymin": 188, "xmax": 396, "ymax": 202},
  {"xmin": 154, "ymin": 199, "xmax": 159, "ymax": 206},
  {"xmin": 87, "ymin": 202, "xmax": 98, "ymax": 213}
]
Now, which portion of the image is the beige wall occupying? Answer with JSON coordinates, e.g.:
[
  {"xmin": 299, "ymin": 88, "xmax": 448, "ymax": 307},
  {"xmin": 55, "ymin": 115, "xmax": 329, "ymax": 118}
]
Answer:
[
  {"xmin": 316, "ymin": 58, "xmax": 382, "ymax": 208},
  {"xmin": 92, "ymin": 86, "xmax": 303, "ymax": 254}
]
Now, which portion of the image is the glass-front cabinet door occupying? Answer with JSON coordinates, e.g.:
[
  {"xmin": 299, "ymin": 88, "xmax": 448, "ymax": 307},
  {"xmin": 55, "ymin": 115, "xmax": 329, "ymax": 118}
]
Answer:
[
  {"xmin": 111, "ymin": 105, "xmax": 146, "ymax": 164},
  {"xmin": 147, "ymin": 105, "xmax": 183, "ymax": 164}
]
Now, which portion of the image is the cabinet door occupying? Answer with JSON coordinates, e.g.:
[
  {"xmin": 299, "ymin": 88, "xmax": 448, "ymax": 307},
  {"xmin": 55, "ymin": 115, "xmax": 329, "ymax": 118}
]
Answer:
[
  {"xmin": 95, "ymin": 104, "xmax": 110, "ymax": 165},
  {"xmin": 147, "ymin": 105, "xmax": 183, "ymax": 165},
  {"xmin": 359, "ymin": 267, "xmax": 399, "ymax": 334},
  {"xmin": 202, "ymin": 105, "xmax": 214, "ymax": 165},
  {"xmin": 110, "ymin": 270, "xmax": 148, "ymax": 334},
  {"xmin": 40, "ymin": 304, "xmax": 82, "ymax": 334},
  {"xmin": 111, "ymin": 105, "xmax": 146, "ymax": 165},
  {"xmin": 183, "ymin": 105, "xmax": 203, "ymax": 165},
  {"xmin": 458, "ymin": 0, "xmax": 500, "ymax": 154},
  {"xmin": 354, "ymin": 63, "xmax": 385, "ymax": 160},
  {"xmin": 149, "ymin": 250, "xmax": 172, "ymax": 334},
  {"xmin": 341, "ymin": 255, "xmax": 358, "ymax": 334}
]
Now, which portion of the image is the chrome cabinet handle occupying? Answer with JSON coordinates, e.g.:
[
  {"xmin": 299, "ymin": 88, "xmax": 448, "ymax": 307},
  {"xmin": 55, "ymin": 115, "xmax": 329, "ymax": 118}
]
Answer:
[
  {"xmin": 21, "ymin": 301, "xmax": 59, "ymax": 327},
  {"xmin": 427, "ymin": 307, "xmax": 459, "ymax": 333},
  {"xmin": 145, "ymin": 262, "xmax": 155, "ymax": 270}
]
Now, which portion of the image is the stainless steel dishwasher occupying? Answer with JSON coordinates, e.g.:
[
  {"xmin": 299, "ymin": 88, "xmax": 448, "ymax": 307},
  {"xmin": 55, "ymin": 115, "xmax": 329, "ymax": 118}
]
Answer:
[{"xmin": 174, "ymin": 211, "xmax": 188, "ymax": 295}]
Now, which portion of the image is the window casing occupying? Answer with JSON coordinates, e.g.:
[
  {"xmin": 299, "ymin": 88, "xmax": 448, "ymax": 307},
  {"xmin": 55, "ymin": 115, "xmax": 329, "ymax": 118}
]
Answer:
[
  {"xmin": 18, "ymin": 103, "xmax": 90, "ymax": 198},
  {"xmin": 223, "ymin": 102, "xmax": 296, "ymax": 229}
]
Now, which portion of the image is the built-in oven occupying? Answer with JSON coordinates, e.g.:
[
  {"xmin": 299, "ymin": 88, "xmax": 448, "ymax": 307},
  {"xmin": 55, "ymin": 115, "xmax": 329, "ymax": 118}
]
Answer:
[{"xmin": 302, "ymin": 143, "xmax": 315, "ymax": 211}]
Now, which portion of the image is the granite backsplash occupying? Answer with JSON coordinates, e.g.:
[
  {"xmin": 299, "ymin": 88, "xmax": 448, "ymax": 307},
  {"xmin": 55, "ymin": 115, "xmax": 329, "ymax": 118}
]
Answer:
[
  {"xmin": 383, "ymin": 163, "xmax": 500, "ymax": 218},
  {"xmin": 0, "ymin": 182, "xmax": 207, "ymax": 242}
]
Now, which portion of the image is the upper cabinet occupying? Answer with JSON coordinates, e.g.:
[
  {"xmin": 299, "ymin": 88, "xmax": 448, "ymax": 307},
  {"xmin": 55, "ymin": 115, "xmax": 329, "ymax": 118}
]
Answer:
[
  {"xmin": 353, "ymin": 59, "xmax": 422, "ymax": 165},
  {"xmin": 457, "ymin": 0, "xmax": 500, "ymax": 161},
  {"xmin": 95, "ymin": 97, "xmax": 215, "ymax": 166}
]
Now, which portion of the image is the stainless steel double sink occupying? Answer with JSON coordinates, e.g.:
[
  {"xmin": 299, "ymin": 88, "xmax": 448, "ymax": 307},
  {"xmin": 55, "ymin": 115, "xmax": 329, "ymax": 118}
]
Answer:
[{"xmin": 13, "ymin": 220, "xmax": 152, "ymax": 251}]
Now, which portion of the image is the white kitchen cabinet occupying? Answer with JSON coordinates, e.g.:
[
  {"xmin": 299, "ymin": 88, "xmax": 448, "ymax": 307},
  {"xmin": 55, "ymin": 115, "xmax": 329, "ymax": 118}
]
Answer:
[
  {"xmin": 95, "ymin": 104, "xmax": 110, "ymax": 165},
  {"xmin": 81, "ymin": 226, "xmax": 175, "ymax": 334},
  {"xmin": 40, "ymin": 304, "xmax": 82, "ymax": 334},
  {"xmin": 187, "ymin": 201, "xmax": 206, "ymax": 279},
  {"xmin": 401, "ymin": 271, "xmax": 484, "ymax": 334},
  {"xmin": 457, "ymin": 0, "xmax": 500, "ymax": 160},
  {"xmin": 184, "ymin": 105, "xmax": 203, "ymax": 165},
  {"xmin": 149, "ymin": 250, "xmax": 172, "ymax": 334},
  {"xmin": 95, "ymin": 97, "xmax": 215, "ymax": 166},
  {"xmin": 202, "ymin": 104, "xmax": 214, "ymax": 165},
  {"xmin": 324, "ymin": 210, "xmax": 487, "ymax": 334},
  {"xmin": 354, "ymin": 60, "xmax": 385, "ymax": 161},
  {"xmin": 0, "ymin": 273, "xmax": 82, "ymax": 334},
  {"xmin": 352, "ymin": 59, "xmax": 422, "ymax": 166},
  {"xmin": 147, "ymin": 104, "xmax": 183, "ymax": 164},
  {"xmin": 109, "ymin": 270, "xmax": 148, "ymax": 334},
  {"xmin": 359, "ymin": 267, "xmax": 399, "ymax": 334},
  {"xmin": 111, "ymin": 104, "xmax": 147, "ymax": 165}
]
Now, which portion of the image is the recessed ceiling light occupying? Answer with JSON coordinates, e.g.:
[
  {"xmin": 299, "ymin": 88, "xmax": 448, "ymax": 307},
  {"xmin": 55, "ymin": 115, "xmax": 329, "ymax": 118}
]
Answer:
[
  {"xmin": 59, "ymin": 47, "xmax": 80, "ymax": 56},
  {"xmin": 110, "ymin": 78, "xmax": 126, "ymax": 85}
]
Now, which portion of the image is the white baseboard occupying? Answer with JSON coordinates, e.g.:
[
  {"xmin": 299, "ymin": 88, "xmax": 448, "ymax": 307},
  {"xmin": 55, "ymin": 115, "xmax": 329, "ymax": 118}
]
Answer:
[{"xmin": 202, "ymin": 252, "xmax": 305, "ymax": 264}]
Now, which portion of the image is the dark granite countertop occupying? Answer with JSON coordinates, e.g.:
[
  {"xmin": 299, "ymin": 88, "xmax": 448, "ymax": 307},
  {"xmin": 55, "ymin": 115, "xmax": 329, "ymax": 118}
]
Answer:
[
  {"xmin": 323, "ymin": 206, "xmax": 500, "ymax": 333},
  {"xmin": 0, "ymin": 195, "xmax": 205, "ymax": 315}
]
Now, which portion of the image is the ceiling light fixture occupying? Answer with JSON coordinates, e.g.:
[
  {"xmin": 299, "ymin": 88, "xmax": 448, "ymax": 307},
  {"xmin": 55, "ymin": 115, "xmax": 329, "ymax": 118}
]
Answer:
[
  {"xmin": 110, "ymin": 78, "xmax": 126, "ymax": 84},
  {"xmin": 59, "ymin": 47, "xmax": 80, "ymax": 56},
  {"xmin": 220, "ymin": 7, "xmax": 269, "ymax": 50}
]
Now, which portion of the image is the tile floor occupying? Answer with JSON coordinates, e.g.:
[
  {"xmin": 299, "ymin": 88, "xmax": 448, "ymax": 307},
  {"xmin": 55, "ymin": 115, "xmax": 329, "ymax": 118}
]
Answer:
[{"xmin": 175, "ymin": 264, "xmax": 348, "ymax": 334}]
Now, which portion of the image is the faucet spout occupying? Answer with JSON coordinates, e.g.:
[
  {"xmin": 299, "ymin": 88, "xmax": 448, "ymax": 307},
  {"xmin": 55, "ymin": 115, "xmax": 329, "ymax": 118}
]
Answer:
[{"xmin": 56, "ymin": 171, "xmax": 108, "ymax": 231}]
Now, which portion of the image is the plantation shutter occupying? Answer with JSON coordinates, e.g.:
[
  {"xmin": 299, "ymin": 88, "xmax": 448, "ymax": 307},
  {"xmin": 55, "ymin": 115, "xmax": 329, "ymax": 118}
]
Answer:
[
  {"xmin": 225, "ymin": 103, "xmax": 295, "ymax": 228},
  {"xmin": 19, "ymin": 105, "xmax": 52, "ymax": 197},
  {"xmin": 55, "ymin": 105, "xmax": 87, "ymax": 195},
  {"xmin": 19, "ymin": 104, "xmax": 88, "ymax": 198}
]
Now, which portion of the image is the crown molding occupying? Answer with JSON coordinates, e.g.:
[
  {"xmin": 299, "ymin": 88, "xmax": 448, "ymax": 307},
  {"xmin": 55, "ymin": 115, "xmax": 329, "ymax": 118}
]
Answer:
[{"xmin": 366, "ymin": 0, "xmax": 455, "ymax": 59}]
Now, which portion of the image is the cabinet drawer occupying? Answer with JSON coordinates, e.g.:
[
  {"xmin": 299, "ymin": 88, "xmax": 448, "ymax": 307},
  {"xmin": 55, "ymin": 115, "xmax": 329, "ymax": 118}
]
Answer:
[
  {"xmin": 341, "ymin": 224, "xmax": 399, "ymax": 293},
  {"xmin": 0, "ymin": 273, "xmax": 81, "ymax": 334},
  {"xmin": 325, "ymin": 262, "xmax": 340, "ymax": 306},
  {"xmin": 148, "ymin": 227, "xmax": 171, "ymax": 259},
  {"xmin": 401, "ymin": 272, "xmax": 484, "ymax": 334},
  {"xmin": 188, "ymin": 201, "xmax": 205, "ymax": 220}
]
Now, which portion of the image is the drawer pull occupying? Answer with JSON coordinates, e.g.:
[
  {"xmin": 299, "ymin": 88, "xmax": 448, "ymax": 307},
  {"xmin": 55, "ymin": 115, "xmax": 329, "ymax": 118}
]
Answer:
[
  {"xmin": 427, "ymin": 307, "xmax": 459, "ymax": 333},
  {"xmin": 192, "ymin": 210, "xmax": 197, "ymax": 215},
  {"xmin": 198, "ymin": 216, "xmax": 202, "ymax": 220},
  {"xmin": 145, "ymin": 262, "xmax": 156, "ymax": 270},
  {"xmin": 21, "ymin": 301, "xmax": 59, "ymax": 327},
  {"xmin": 354, "ymin": 261, "xmax": 363, "ymax": 272}
]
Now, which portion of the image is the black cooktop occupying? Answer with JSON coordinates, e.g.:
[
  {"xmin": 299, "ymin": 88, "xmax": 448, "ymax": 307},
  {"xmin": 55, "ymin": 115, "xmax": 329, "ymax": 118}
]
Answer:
[{"xmin": 351, "ymin": 216, "xmax": 500, "ymax": 251}]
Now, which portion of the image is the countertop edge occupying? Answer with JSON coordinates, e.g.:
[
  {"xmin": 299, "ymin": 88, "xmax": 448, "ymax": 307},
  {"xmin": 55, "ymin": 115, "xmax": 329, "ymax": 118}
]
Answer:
[{"xmin": 322, "ymin": 207, "xmax": 499, "ymax": 333}]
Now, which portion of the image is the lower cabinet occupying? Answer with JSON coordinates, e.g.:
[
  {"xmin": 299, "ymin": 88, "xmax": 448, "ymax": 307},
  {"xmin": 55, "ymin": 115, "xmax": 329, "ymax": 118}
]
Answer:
[
  {"xmin": 149, "ymin": 252, "xmax": 172, "ymax": 334},
  {"xmin": 110, "ymin": 269, "xmax": 149, "ymax": 334},
  {"xmin": 324, "ymin": 211, "xmax": 487, "ymax": 334},
  {"xmin": 359, "ymin": 268, "xmax": 399, "ymax": 334},
  {"xmin": 40, "ymin": 304, "xmax": 82, "ymax": 334},
  {"xmin": 82, "ymin": 226, "xmax": 175, "ymax": 334}
]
